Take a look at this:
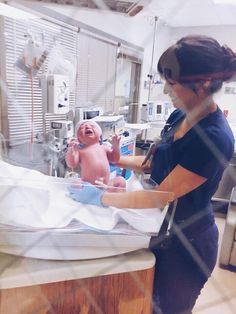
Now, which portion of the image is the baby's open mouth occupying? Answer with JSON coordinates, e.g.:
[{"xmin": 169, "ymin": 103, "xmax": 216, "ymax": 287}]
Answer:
[{"xmin": 85, "ymin": 130, "xmax": 93, "ymax": 135}]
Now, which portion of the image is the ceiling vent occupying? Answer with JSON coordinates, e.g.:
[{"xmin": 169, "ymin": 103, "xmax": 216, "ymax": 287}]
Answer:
[{"xmin": 23, "ymin": 0, "xmax": 151, "ymax": 17}]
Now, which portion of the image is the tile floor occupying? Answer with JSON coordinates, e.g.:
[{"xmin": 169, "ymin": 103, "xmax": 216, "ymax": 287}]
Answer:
[{"xmin": 194, "ymin": 217, "xmax": 236, "ymax": 314}]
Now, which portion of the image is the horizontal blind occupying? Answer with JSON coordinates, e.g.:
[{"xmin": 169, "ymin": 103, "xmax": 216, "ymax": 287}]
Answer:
[
  {"xmin": 77, "ymin": 33, "xmax": 117, "ymax": 113},
  {"xmin": 2, "ymin": 16, "xmax": 78, "ymax": 146}
]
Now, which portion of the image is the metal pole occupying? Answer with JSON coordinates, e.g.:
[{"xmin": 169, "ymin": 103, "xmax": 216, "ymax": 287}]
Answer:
[{"xmin": 147, "ymin": 16, "xmax": 158, "ymax": 102}]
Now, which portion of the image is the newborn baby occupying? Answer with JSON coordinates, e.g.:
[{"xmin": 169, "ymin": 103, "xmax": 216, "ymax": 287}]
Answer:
[{"xmin": 65, "ymin": 120, "xmax": 126, "ymax": 192}]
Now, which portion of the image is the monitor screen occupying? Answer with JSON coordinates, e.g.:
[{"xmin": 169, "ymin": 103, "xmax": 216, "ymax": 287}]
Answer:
[{"xmin": 84, "ymin": 110, "xmax": 100, "ymax": 119}]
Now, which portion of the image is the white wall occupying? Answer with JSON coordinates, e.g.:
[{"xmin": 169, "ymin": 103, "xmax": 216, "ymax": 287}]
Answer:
[
  {"xmin": 138, "ymin": 20, "xmax": 171, "ymax": 106},
  {"xmin": 170, "ymin": 25, "xmax": 236, "ymax": 125},
  {"xmin": 46, "ymin": 6, "xmax": 172, "ymax": 107},
  {"xmin": 47, "ymin": 6, "xmax": 236, "ymax": 125}
]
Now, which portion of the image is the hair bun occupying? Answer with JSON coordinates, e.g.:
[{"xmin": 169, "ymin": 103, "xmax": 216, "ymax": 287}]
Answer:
[
  {"xmin": 221, "ymin": 44, "xmax": 235, "ymax": 57},
  {"xmin": 221, "ymin": 44, "xmax": 236, "ymax": 69},
  {"xmin": 229, "ymin": 57, "xmax": 236, "ymax": 71}
]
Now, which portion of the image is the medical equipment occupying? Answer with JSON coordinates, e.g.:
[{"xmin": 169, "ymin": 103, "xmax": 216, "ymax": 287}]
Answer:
[
  {"xmin": 47, "ymin": 74, "xmax": 70, "ymax": 114},
  {"xmin": 141, "ymin": 101, "xmax": 172, "ymax": 122},
  {"xmin": 83, "ymin": 108, "xmax": 101, "ymax": 120},
  {"xmin": 74, "ymin": 106, "xmax": 85, "ymax": 125},
  {"xmin": 15, "ymin": 32, "xmax": 48, "ymax": 78},
  {"xmin": 47, "ymin": 120, "xmax": 73, "ymax": 177},
  {"xmin": 92, "ymin": 115, "xmax": 125, "ymax": 141},
  {"xmin": 120, "ymin": 136, "xmax": 135, "ymax": 156},
  {"xmin": 51, "ymin": 120, "xmax": 73, "ymax": 139},
  {"xmin": 74, "ymin": 106, "xmax": 102, "ymax": 128}
]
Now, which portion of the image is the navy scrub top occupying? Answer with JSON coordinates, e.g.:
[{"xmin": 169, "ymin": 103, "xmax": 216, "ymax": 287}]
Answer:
[{"xmin": 151, "ymin": 107, "xmax": 235, "ymax": 236}]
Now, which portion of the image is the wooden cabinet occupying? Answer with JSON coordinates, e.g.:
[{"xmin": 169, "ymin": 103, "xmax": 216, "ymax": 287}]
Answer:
[{"xmin": 0, "ymin": 267, "xmax": 154, "ymax": 314}]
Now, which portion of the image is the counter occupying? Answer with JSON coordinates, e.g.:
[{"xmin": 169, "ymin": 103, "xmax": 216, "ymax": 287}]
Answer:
[{"xmin": 0, "ymin": 249, "xmax": 155, "ymax": 314}]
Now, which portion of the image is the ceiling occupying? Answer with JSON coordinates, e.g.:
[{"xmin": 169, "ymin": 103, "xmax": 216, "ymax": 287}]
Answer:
[
  {"xmin": 5, "ymin": 0, "xmax": 236, "ymax": 27},
  {"xmin": 141, "ymin": 0, "xmax": 236, "ymax": 27}
]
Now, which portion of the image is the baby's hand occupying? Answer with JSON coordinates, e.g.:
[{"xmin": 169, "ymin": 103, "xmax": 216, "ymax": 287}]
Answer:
[
  {"xmin": 68, "ymin": 138, "xmax": 79, "ymax": 149},
  {"xmin": 69, "ymin": 139, "xmax": 79, "ymax": 153},
  {"xmin": 67, "ymin": 139, "xmax": 80, "ymax": 164},
  {"xmin": 111, "ymin": 134, "xmax": 121, "ymax": 148}
]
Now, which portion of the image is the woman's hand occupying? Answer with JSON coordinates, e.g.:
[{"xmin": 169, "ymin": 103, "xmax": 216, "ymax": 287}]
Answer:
[{"xmin": 68, "ymin": 182, "xmax": 105, "ymax": 207}]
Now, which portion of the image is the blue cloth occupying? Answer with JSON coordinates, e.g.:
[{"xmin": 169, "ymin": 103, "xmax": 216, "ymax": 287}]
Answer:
[
  {"xmin": 150, "ymin": 107, "xmax": 234, "ymax": 314},
  {"xmin": 151, "ymin": 107, "xmax": 234, "ymax": 235},
  {"xmin": 152, "ymin": 224, "xmax": 219, "ymax": 314},
  {"xmin": 68, "ymin": 183, "xmax": 105, "ymax": 207}
]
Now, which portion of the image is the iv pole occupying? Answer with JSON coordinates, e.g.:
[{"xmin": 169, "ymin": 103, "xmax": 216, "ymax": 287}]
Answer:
[{"xmin": 147, "ymin": 16, "xmax": 158, "ymax": 102}]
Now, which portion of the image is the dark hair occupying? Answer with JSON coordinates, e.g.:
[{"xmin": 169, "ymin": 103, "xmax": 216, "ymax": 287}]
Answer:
[{"xmin": 157, "ymin": 35, "xmax": 236, "ymax": 93}]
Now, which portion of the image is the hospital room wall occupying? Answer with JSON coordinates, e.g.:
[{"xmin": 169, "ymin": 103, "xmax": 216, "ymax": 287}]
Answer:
[
  {"xmin": 61, "ymin": 8, "xmax": 236, "ymax": 124},
  {"xmin": 44, "ymin": 5, "xmax": 172, "ymax": 110},
  {"xmin": 169, "ymin": 25, "xmax": 236, "ymax": 125}
]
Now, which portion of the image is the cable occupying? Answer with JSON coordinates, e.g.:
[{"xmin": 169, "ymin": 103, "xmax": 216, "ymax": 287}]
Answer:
[{"xmin": 147, "ymin": 16, "xmax": 158, "ymax": 102}]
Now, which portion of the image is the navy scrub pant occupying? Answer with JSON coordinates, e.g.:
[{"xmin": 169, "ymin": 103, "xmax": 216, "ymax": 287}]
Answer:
[{"xmin": 151, "ymin": 223, "xmax": 219, "ymax": 314}]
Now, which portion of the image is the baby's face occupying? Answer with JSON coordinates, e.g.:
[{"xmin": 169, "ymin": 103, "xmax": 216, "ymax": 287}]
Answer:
[{"xmin": 77, "ymin": 122, "xmax": 100, "ymax": 145}]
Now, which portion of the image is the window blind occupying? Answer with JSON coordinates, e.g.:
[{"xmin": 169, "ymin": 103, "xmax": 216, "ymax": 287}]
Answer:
[
  {"xmin": 77, "ymin": 32, "xmax": 117, "ymax": 113},
  {"xmin": 1, "ymin": 16, "xmax": 78, "ymax": 146}
]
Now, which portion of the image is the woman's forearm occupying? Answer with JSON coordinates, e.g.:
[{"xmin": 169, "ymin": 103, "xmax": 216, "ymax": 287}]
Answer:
[
  {"xmin": 116, "ymin": 155, "xmax": 146, "ymax": 172},
  {"xmin": 102, "ymin": 190, "xmax": 174, "ymax": 209}
]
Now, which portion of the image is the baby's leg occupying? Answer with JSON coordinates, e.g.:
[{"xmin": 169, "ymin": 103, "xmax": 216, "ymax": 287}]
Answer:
[{"xmin": 107, "ymin": 176, "xmax": 126, "ymax": 192}]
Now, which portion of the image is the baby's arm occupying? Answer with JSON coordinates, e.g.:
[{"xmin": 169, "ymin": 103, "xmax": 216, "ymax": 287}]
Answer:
[
  {"xmin": 107, "ymin": 134, "xmax": 121, "ymax": 163},
  {"xmin": 65, "ymin": 141, "xmax": 80, "ymax": 169}
]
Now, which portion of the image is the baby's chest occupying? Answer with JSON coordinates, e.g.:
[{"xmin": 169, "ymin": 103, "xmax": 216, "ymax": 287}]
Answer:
[{"xmin": 80, "ymin": 147, "xmax": 108, "ymax": 163}]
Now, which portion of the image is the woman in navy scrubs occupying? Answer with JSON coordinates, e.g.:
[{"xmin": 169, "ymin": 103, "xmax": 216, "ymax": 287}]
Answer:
[
  {"xmin": 68, "ymin": 35, "xmax": 236, "ymax": 314},
  {"xmin": 148, "ymin": 36, "xmax": 235, "ymax": 313}
]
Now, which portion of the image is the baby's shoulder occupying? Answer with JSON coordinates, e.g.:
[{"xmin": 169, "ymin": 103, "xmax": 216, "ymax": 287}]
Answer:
[{"xmin": 102, "ymin": 142, "xmax": 112, "ymax": 151}]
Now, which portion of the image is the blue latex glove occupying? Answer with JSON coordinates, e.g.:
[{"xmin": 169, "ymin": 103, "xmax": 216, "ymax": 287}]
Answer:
[{"xmin": 68, "ymin": 182, "xmax": 105, "ymax": 207}]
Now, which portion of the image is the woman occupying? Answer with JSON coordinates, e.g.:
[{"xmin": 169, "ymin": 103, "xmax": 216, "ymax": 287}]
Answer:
[{"xmin": 69, "ymin": 35, "xmax": 235, "ymax": 313}]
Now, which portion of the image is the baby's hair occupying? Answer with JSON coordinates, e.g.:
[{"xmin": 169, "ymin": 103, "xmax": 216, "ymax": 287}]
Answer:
[{"xmin": 158, "ymin": 35, "xmax": 236, "ymax": 93}]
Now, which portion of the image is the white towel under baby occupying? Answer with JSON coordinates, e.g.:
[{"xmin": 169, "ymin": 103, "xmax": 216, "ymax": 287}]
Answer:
[{"xmin": 0, "ymin": 160, "xmax": 165, "ymax": 233}]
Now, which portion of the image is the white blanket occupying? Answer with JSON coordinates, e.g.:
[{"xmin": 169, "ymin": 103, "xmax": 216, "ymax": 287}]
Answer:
[{"xmin": 0, "ymin": 160, "xmax": 165, "ymax": 233}]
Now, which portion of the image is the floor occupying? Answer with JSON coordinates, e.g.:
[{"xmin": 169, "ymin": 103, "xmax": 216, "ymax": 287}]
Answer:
[{"xmin": 193, "ymin": 216, "xmax": 236, "ymax": 314}]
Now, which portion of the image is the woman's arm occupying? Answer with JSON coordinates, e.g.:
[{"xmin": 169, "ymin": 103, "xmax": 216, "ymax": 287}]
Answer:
[
  {"xmin": 68, "ymin": 181, "xmax": 174, "ymax": 209},
  {"xmin": 102, "ymin": 189, "xmax": 174, "ymax": 209},
  {"xmin": 102, "ymin": 164, "xmax": 207, "ymax": 209},
  {"xmin": 116, "ymin": 155, "xmax": 147, "ymax": 172},
  {"xmin": 68, "ymin": 163, "xmax": 206, "ymax": 209},
  {"xmin": 156, "ymin": 164, "xmax": 207, "ymax": 199}
]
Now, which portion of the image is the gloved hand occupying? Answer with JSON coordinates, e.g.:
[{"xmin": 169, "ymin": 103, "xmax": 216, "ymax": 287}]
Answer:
[{"xmin": 68, "ymin": 182, "xmax": 105, "ymax": 207}]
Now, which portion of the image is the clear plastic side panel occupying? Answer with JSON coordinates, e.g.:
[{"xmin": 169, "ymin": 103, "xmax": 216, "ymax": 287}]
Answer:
[{"xmin": 0, "ymin": 159, "xmax": 171, "ymax": 260}]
